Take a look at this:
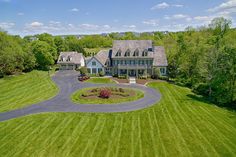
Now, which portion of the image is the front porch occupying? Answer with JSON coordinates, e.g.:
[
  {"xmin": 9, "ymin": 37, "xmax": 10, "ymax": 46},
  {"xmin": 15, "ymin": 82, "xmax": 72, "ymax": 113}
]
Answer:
[{"xmin": 115, "ymin": 64, "xmax": 152, "ymax": 78}]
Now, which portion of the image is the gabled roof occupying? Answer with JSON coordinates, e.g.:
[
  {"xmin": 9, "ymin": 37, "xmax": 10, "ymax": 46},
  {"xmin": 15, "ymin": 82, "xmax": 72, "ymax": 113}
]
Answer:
[
  {"xmin": 57, "ymin": 52, "xmax": 84, "ymax": 64},
  {"xmin": 112, "ymin": 40, "xmax": 153, "ymax": 58},
  {"xmin": 95, "ymin": 50, "xmax": 110, "ymax": 65},
  {"xmin": 153, "ymin": 46, "xmax": 168, "ymax": 66},
  {"xmin": 85, "ymin": 50, "xmax": 110, "ymax": 66}
]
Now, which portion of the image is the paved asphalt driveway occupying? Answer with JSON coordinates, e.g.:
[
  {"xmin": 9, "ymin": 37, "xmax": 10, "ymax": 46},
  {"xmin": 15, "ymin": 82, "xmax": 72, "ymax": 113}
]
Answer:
[{"xmin": 0, "ymin": 71, "xmax": 161, "ymax": 122}]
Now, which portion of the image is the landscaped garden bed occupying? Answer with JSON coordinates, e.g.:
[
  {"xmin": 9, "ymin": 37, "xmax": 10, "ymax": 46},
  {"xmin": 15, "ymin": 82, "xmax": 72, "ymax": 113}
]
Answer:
[{"xmin": 71, "ymin": 86, "xmax": 144, "ymax": 104}]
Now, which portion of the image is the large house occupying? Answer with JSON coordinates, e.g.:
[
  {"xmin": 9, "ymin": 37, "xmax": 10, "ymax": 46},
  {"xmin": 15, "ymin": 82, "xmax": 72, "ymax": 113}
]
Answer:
[{"xmin": 57, "ymin": 40, "xmax": 168, "ymax": 77}]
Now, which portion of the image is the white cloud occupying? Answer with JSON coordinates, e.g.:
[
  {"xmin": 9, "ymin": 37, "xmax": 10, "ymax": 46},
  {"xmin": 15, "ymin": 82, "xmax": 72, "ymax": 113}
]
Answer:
[
  {"xmin": 165, "ymin": 14, "xmax": 189, "ymax": 20},
  {"xmin": 122, "ymin": 25, "xmax": 136, "ymax": 29},
  {"xmin": 70, "ymin": 8, "xmax": 79, "ymax": 12},
  {"xmin": 79, "ymin": 24, "xmax": 99, "ymax": 30},
  {"xmin": 151, "ymin": 2, "xmax": 184, "ymax": 10},
  {"xmin": 0, "ymin": 22, "xmax": 15, "ymax": 29},
  {"xmin": 29, "ymin": 21, "xmax": 44, "ymax": 27},
  {"xmin": 172, "ymin": 4, "xmax": 183, "ymax": 8},
  {"xmin": 173, "ymin": 14, "xmax": 188, "ymax": 19},
  {"xmin": 23, "ymin": 21, "xmax": 114, "ymax": 34},
  {"xmin": 103, "ymin": 25, "xmax": 111, "ymax": 29},
  {"xmin": 142, "ymin": 19, "xmax": 159, "ymax": 26},
  {"xmin": 151, "ymin": 2, "xmax": 169, "ymax": 10},
  {"xmin": 17, "ymin": 12, "xmax": 24, "ymax": 16},
  {"xmin": 208, "ymin": 0, "xmax": 236, "ymax": 13},
  {"xmin": 194, "ymin": 16, "xmax": 212, "ymax": 21}
]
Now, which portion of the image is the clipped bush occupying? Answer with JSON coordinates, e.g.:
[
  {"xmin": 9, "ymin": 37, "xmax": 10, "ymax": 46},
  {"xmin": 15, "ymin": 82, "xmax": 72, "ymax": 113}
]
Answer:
[
  {"xmin": 119, "ymin": 88, "xmax": 125, "ymax": 93},
  {"xmin": 91, "ymin": 88, "xmax": 99, "ymax": 93},
  {"xmin": 79, "ymin": 67, "xmax": 88, "ymax": 75},
  {"xmin": 99, "ymin": 71, "xmax": 105, "ymax": 77},
  {"xmin": 99, "ymin": 88, "xmax": 111, "ymax": 98}
]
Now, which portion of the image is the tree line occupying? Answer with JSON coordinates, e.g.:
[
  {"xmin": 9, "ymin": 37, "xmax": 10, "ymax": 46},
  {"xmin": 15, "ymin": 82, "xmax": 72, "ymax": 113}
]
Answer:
[{"xmin": 0, "ymin": 17, "xmax": 235, "ymax": 107}]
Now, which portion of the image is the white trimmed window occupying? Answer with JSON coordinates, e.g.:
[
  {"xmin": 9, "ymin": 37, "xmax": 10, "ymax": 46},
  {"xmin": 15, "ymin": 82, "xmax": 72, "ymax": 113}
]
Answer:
[{"xmin": 92, "ymin": 61, "xmax": 96, "ymax": 66}]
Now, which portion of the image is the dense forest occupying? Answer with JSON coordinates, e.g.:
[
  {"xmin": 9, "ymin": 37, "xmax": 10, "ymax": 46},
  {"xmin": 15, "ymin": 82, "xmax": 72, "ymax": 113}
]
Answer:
[{"xmin": 0, "ymin": 17, "xmax": 235, "ymax": 107}]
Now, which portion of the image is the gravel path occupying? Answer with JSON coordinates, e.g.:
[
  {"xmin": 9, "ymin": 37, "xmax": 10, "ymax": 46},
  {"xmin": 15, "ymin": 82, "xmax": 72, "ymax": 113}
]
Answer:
[{"xmin": 0, "ymin": 71, "xmax": 161, "ymax": 122}]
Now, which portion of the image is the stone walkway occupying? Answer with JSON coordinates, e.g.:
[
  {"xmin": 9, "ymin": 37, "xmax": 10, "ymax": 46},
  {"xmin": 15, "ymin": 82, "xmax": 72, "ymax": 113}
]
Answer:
[{"xmin": 0, "ymin": 71, "xmax": 161, "ymax": 122}]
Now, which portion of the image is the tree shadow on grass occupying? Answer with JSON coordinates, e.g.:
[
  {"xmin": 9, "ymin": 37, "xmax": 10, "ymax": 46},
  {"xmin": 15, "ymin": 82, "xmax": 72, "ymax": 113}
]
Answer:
[{"xmin": 187, "ymin": 94, "xmax": 236, "ymax": 112}]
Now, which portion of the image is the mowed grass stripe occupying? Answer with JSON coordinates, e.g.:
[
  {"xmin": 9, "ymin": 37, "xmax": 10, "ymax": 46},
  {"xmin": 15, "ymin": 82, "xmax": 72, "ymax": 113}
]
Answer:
[
  {"xmin": 0, "ymin": 70, "xmax": 58, "ymax": 112},
  {"xmin": 105, "ymin": 116, "xmax": 122, "ymax": 157},
  {"xmin": 70, "ymin": 116, "xmax": 99, "ymax": 156},
  {"xmin": 187, "ymin": 103, "xmax": 235, "ymax": 156},
  {"xmin": 200, "ymin": 106, "xmax": 236, "ymax": 137},
  {"xmin": 171, "ymin": 84, "xmax": 232, "ymax": 156},
  {"xmin": 1, "ymin": 82, "xmax": 236, "ymax": 157},
  {"xmin": 151, "ymin": 108, "xmax": 167, "ymax": 157},
  {"xmin": 92, "ymin": 115, "xmax": 118, "ymax": 156},
  {"xmin": 164, "ymin": 84, "xmax": 212, "ymax": 156},
  {"xmin": 0, "ymin": 119, "xmax": 36, "ymax": 156},
  {"xmin": 159, "ymin": 86, "xmax": 192, "ymax": 156},
  {"xmin": 44, "ymin": 116, "xmax": 76, "ymax": 155},
  {"xmin": 197, "ymin": 106, "xmax": 236, "ymax": 154},
  {"xmin": 175, "ymin": 85, "xmax": 236, "ymax": 133},
  {"xmin": 65, "ymin": 117, "xmax": 91, "ymax": 157},
  {"xmin": 114, "ymin": 116, "xmax": 124, "ymax": 157},
  {"xmin": 137, "ymin": 114, "xmax": 143, "ymax": 157},
  {"xmin": 88, "ymin": 118, "xmax": 107, "ymax": 157},
  {"xmin": 14, "ymin": 116, "xmax": 57, "ymax": 157},
  {"xmin": 60, "ymin": 116, "xmax": 86, "ymax": 157},
  {"xmin": 6, "ymin": 116, "xmax": 54, "ymax": 157},
  {"xmin": 158, "ymin": 101, "xmax": 182, "ymax": 156},
  {"xmin": 172, "ymin": 85, "xmax": 236, "ymax": 153},
  {"xmin": 36, "ymin": 116, "xmax": 71, "ymax": 156},
  {"xmin": 80, "ymin": 117, "xmax": 105, "ymax": 157},
  {"xmin": 140, "ymin": 112, "xmax": 155, "ymax": 157}
]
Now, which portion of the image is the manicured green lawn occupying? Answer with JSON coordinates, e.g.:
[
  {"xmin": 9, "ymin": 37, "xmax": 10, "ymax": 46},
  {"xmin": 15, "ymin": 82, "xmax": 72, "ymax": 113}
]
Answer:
[
  {"xmin": 0, "ymin": 70, "xmax": 58, "ymax": 113},
  {"xmin": 71, "ymin": 87, "xmax": 144, "ymax": 104},
  {"xmin": 85, "ymin": 77, "xmax": 116, "ymax": 84},
  {"xmin": 0, "ymin": 82, "xmax": 236, "ymax": 156}
]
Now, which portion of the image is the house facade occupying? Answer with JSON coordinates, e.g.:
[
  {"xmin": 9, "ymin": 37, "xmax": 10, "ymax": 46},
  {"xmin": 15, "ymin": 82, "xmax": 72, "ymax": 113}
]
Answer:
[
  {"xmin": 57, "ymin": 52, "xmax": 85, "ymax": 70},
  {"xmin": 57, "ymin": 40, "xmax": 168, "ymax": 77},
  {"xmin": 109, "ymin": 40, "xmax": 168, "ymax": 77}
]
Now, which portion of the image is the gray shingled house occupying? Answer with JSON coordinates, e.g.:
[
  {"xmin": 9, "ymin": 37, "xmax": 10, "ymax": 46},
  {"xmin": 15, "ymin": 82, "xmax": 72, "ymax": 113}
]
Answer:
[
  {"xmin": 58, "ymin": 40, "xmax": 168, "ymax": 77},
  {"xmin": 85, "ymin": 40, "xmax": 168, "ymax": 77},
  {"xmin": 57, "ymin": 52, "xmax": 85, "ymax": 70}
]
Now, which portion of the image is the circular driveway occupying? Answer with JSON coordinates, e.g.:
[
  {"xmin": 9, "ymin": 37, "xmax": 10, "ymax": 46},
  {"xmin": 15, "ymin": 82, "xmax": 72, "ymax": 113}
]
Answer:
[{"xmin": 0, "ymin": 71, "xmax": 161, "ymax": 122}]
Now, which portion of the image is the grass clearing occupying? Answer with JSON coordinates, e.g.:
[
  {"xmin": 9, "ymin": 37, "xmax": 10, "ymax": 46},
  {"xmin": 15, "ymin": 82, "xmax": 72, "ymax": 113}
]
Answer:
[
  {"xmin": 71, "ymin": 87, "xmax": 144, "ymax": 104},
  {"xmin": 0, "ymin": 70, "xmax": 58, "ymax": 113},
  {"xmin": 0, "ymin": 81, "xmax": 236, "ymax": 156},
  {"xmin": 85, "ymin": 77, "xmax": 116, "ymax": 84}
]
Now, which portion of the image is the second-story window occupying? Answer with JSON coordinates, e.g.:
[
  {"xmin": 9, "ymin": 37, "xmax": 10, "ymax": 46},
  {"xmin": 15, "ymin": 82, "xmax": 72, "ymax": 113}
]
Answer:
[{"xmin": 92, "ymin": 61, "xmax": 96, "ymax": 66}]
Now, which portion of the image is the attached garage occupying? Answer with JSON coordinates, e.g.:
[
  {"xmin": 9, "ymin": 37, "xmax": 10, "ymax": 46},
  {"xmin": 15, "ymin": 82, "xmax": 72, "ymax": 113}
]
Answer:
[{"xmin": 57, "ymin": 52, "xmax": 85, "ymax": 70}]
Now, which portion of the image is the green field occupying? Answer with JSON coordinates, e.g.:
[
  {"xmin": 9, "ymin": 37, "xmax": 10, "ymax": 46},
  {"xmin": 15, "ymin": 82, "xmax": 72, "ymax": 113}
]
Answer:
[
  {"xmin": 85, "ymin": 77, "xmax": 116, "ymax": 84},
  {"xmin": 0, "ymin": 76, "xmax": 236, "ymax": 156},
  {"xmin": 71, "ymin": 87, "xmax": 144, "ymax": 104},
  {"xmin": 0, "ymin": 71, "xmax": 58, "ymax": 113}
]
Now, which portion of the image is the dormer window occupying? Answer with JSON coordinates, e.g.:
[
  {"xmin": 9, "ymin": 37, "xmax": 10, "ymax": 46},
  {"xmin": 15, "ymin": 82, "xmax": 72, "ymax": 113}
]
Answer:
[
  {"xmin": 67, "ymin": 56, "xmax": 72, "ymax": 61},
  {"xmin": 61, "ymin": 56, "xmax": 65, "ymax": 62},
  {"xmin": 134, "ymin": 49, "xmax": 139, "ymax": 56},
  {"xmin": 116, "ymin": 49, "xmax": 122, "ymax": 56},
  {"xmin": 148, "ymin": 48, "xmax": 153, "ymax": 51},
  {"xmin": 142, "ymin": 49, "xmax": 148, "ymax": 56},
  {"xmin": 125, "ymin": 49, "xmax": 131, "ymax": 57}
]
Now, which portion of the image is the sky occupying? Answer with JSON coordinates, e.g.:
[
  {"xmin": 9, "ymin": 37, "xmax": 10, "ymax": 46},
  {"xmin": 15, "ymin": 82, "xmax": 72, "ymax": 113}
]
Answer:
[{"xmin": 0, "ymin": 0, "xmax": 236, "ymax": 36}]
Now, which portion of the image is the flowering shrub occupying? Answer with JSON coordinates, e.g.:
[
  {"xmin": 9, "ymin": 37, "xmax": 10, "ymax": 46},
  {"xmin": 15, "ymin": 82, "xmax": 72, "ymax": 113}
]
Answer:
[{"xmin": 99, "ymin": 88, "xmax": 111, "ymax": 98}]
